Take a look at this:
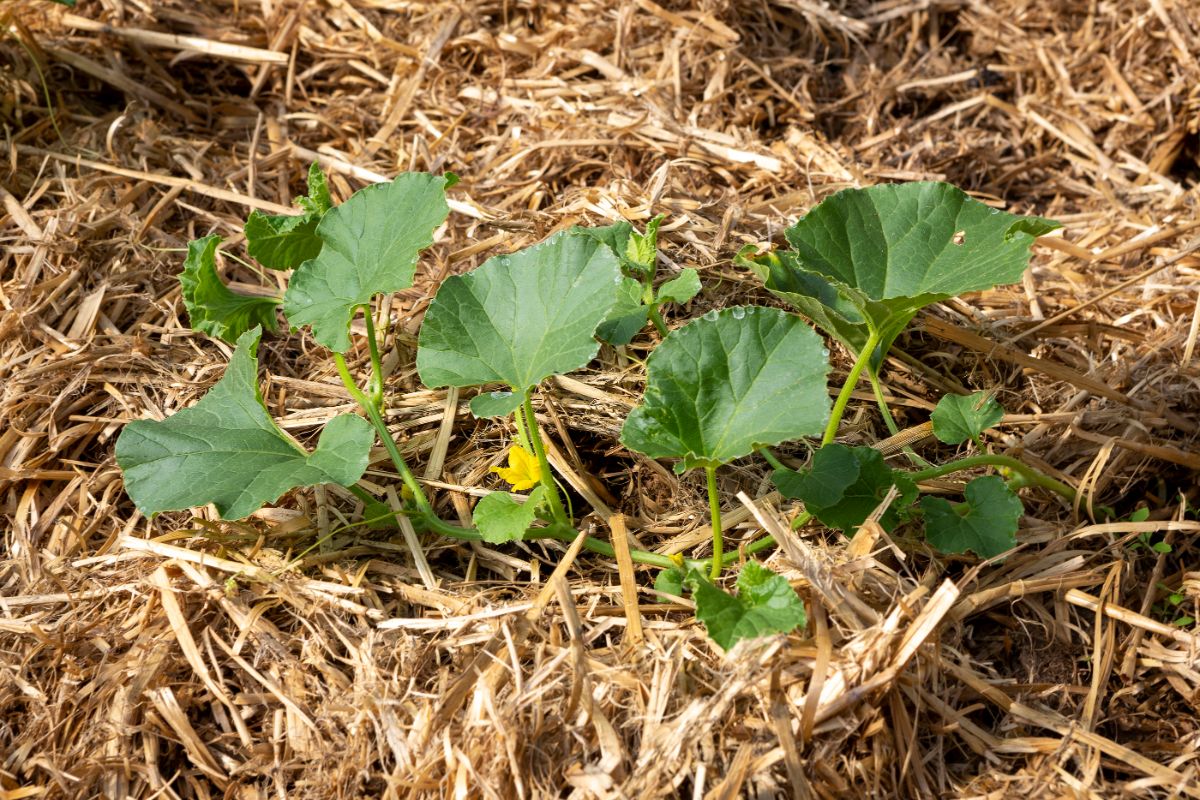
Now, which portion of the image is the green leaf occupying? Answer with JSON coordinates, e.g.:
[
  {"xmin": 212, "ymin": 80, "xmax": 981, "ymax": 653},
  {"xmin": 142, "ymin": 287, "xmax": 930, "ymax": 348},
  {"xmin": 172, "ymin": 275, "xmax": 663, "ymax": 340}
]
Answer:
[
  {"xmin": 688, "ymin": 561, "xmax": 807, "ymax": 651},
  {"xmin": 656, "ymin": 268, "xmax": 701, "ymax": 305},
  {"xmin": 921, "ymin": 475, "xmax": 1023, "ymax": 558},
  {"xmin": 245, "ymin": 214, "xmax": 323, "ymax": 271},
  {"xmin": 626, "ymin": 214, "xmax": 664, "ymax": 274},
  {"xmin": 745, "ymin": 183, "xmax": 1060, "ymax": 370},
  {"xmin": 473, "ymin": 486, "xmax": 546, "ymax": 544},
  {"xmin": 283, "ymin": 173, "xmax": 450, "ymax": 353},
  {"xmin": 115, "ymin": 327, "xmax": 374, "ymax": 520},
  {"xmin": 654, "ymin": 567, "xmax": 687, "ymax": 601},
  {"xmin": 931, "ymin": 391, "xmax": 1005, "ymax": 445},
  {"xmin": 416, "ymin": 231, "xmax": 622, "ymax": 394},
  {"xmin": 364, "ymin": 499, "xmax": 399, "ymax": 530},
  {"xmin": 621, "ymin": 307, "xmax": 830, "ymax": 471},
  {"xmin": 179, "ymin": 235, "xmax": 282, "ymax": 343},
  {"xmin": 777, "ymin": 444, "xmax": 916, "ymax": 532},
  {"xmin": 244, "ymin": 163, "xmax": 334, "ymax": 270},
  {"xmin": 468, "ymin": 390, "xmax": 523, "ymax": 419},
  {"xmin": 596, "ymin": 277, "xmax": 651, "ymax": 346}
]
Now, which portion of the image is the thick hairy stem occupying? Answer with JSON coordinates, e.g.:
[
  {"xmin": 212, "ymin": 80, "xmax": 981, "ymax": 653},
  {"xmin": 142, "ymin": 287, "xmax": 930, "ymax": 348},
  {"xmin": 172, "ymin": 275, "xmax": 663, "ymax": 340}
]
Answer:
[
  {"xmin": 522, "ymin": 390, "xmax": 570, "ymax": 525},
  {"xmin": 362, "ymin": 305, "xmax": 386, "ymax": 410},
  {"xmin": 334, "ymin": 353, "xmax": 434, "ymax": 516},
  {"xmin": 909, "ymin": 453, "xmax": 1077, "ymax": 503},
  {"xmin": 823, "ymin": 330, "xmax": 881, "ymax": 446},
  {"xmin": 706, "ymin": 466, "xmax": 723, "ymax": 580},
  {"xmin": 647, "ymin": 303, "xmax": 669, "ymax": 337}
]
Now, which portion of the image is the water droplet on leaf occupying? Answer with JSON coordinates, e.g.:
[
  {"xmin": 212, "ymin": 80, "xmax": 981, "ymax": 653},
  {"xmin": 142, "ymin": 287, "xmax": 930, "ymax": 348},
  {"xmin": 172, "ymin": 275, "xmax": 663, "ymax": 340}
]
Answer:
[{"xmin": 730, "ymin": 307, "xmax": 746, "ymax": 319}]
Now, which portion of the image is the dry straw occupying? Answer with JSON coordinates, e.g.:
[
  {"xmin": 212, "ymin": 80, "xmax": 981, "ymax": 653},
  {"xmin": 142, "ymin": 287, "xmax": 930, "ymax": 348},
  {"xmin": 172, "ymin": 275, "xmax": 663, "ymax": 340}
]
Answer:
[{"xmin": 2, "ymin": 0, "xmax": 1199, "ymax": 797}]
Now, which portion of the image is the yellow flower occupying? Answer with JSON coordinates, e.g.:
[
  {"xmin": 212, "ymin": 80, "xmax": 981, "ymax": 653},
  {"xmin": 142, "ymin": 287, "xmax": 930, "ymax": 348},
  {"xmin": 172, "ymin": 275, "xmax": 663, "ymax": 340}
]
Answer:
[{"xmin": 491, "ymin": 445, "xmax": 540, "ymax": 491}]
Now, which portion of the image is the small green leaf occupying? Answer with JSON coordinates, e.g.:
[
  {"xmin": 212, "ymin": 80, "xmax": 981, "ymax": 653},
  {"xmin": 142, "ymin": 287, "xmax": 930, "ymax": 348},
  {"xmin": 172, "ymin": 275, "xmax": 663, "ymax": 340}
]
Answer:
[
  {"xmin": 284, "ymin": 173, "xmax": 450, "ymax": 353},
  {"xmin": 931, "ymin": 392, "xmax": 1004, "ymax": 445},
  {"xmin": 179, "ymin": 235, "xmax": 282, "ymax": 343},
  {"xmin": 572, "ymin": 220, "xmax": 635, "ymax": 265},
  {"xmin": 473, "ymin": 486, "xmax": 546, "ymax": 544},
  {"xmin": 654, "ymin": 567, "xmax": 687, "ymax": 601},
  {"xmin": 1129, "ymin": 507, "xmax": 1151, "ymax": 523},
  {"xmin": 621, "ymin": 307, "xmax": 830, "ymax": 471},
  {"xmin": 626, "ymin": 214, "xmax": 664, "ymax": 274},
  {"xmin": 921, "ymin": 475, "xmax": 1023, "ymax": 558},
  {"xmin": 746, "ymin": 183, "xmax": 1060, "ymax": 371},
  {"xmin": 656, "ymin": 268, "xmax": 701, "ymax": 305},
  {"xmin": 468, "ymin": 391, "xmax": 523, "ymax": 419},
  {"xmin": 596, "ymin": 276, "xmax": 651, "ymax": 346},
  {"xmin": 778, "ymin": 444, "xmax": 917, "ymax": 532},
  {"xmin": 364, "ymin": 500, "xmax": 399, "ymax": 530},
  {"xmin": 115, "ymin": 327, "xmax": 373, "ymax": 520},
  {"xmin": 688, "ymin": 561, "xmax": 807, "ymax": 651},
  {"xmin": 416, "ymin": 231, "xmax": 621, "ymax": 393},
  {"xmin": 1152, "ymin": 541, "xmax": 1173, "ymax": 554},
  {"xmin": 245, "ymin": 163, "xmax": 333, "ymax": 269}
]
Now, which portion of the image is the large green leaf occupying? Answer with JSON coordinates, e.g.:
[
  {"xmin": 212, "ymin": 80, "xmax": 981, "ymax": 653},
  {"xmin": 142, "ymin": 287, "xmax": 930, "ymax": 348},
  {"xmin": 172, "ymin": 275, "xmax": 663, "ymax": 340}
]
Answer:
[
  {"xmin": 415, "ymin": 231, "xmax": 621, "ymax": 396},
  {"xmin": 931, "ymin": 391, "xmax": 1004, "ymax": 446},
  {"xmin": 179, "ymin": 235, "xmax": 282, "ymax": 343},
  {"xmin": 244, "ymin": 163, "xmax": 333, "ymax": 270},
  {"xmin": 745, "ymin": 182, "xmax": 1060, "ymax": 369},
  {"xmin": 116, "ymin": 327, "xmax": 373, "ymax": 520},
  {"xmin": 921, "ymin": 475, "xmax": 1022, "ymax": 558},
  {"xmin": 688, "ymin": 561, "xmax": 807, "ymax": 651},
  {"xmin": 621, "ymin": 307, "xmax": 830, "ymax": 471},
  {"xmin": 776, "ymin": 444, "xmax": 916, "ymax": 532},
  {"xmin": 283, "ymin": 173, "xmax": 450, "ymax": 353}
]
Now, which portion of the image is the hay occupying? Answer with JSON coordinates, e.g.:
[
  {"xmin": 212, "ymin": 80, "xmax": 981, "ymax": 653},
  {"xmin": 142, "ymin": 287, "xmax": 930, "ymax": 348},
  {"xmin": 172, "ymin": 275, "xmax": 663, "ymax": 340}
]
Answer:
[{"xmin": 2, "ymin": 0, "xmax": 1199, "ymax": 796}]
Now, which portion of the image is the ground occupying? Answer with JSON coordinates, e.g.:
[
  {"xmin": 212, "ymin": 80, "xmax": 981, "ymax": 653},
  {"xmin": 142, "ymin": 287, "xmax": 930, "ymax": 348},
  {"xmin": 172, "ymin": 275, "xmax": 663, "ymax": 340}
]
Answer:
[{"xmin": 2, "ymin": 0, "xmax": 1199, "ymax": 797}]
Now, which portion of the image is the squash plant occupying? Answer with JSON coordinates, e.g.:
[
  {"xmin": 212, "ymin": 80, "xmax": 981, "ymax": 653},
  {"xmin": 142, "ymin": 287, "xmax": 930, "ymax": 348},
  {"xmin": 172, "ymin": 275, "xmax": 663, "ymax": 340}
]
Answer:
[{"xmin": 116, "ymin": 172, "xmax": 1073, "ymax": 652}]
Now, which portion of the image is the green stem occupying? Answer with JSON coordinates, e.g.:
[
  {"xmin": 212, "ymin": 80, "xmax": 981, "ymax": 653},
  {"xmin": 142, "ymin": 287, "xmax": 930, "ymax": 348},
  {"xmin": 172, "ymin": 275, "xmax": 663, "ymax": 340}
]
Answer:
[
  {"xmin": 789, "ymin": 510, "xmax": 813, "ymax": 531},
  {"xmin": 757, "ymin": 446, "xmax": 788, "ymax": 473},
  {"xmin": 334, "ymin": 353, "xmax": 434, "ymax": 516},
  {"xmin": 522, "ymin": 389, "xmax": 569, "ymax": 525},
  {"xmin": 823, "ymin": 330, "xmax": 881, "ymax": 446},
  {"xmin": 648, "ymin": 302, "xmax": 669, "ymax": 337},
  {"xmin": 706, "ymin": 466, "xmax": 723, "ymax": 580},
  {"xmin": 362, "ymin": 305, "xmax": 385, "ymax": 411},
  {"xmin": 909, "ymin": 453, "xmax": 1076, "ymax": 503},
  {"xmin": 512, "ymin": 405, "xmax": 534, "ymax": 458},
  {"xmin": 868, "ymin": 370, "xmax": 933, "ymax": 469},
  {"xmin": 417, "ymin": 513, "xmax": 680, "ymax": 569}
]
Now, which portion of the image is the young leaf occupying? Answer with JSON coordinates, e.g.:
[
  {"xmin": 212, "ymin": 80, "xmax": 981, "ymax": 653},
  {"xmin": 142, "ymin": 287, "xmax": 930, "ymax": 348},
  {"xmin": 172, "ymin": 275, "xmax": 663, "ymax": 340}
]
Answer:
[
  {"xmin": 244, "ymin": 163, "xmax": 333, "ymax": 269},
  {"xmin": 931, "ymin": 391, "xmax": 1004, "ymax": 445},
  {"xmin": 776, "ymin": 444, "xmax": 917, "ymax": 532},
  {"xmin": 688, "ymin": 561, "xmax": 807, "ymax": 651},
  {"xmin": 572, "ymin": 220, "xmax": 635, "ymax": 269},
  {"xmin": 654, "ymin": 567, "xmax": 687, "ymax": 601},
  {"xmin": 656, "ymin": 268, "xmax": 701, "ymax": 305},
  {"xmin": 469, "ymin": 390, "xmax": 524, "ymax": 419},
  {"xmin": 920, "ymin": 475, "xmax": 1023, "ymax": 558},
  {"xmin": 115, "ymin": 327, "xmax": 373, "ymax": 520},
  {"xmin": 596, "ymin": 276, "xmax": 652, "ymax": 346},
  {"xmin": 745, "ymin": 182, "xmax": 1060, "ymax": 370},
  {"xmin": 621, "ymin": 307, "xmax": 830, "ymax": 471},
  {"xmin": 179, "ymin": 234, "xmax": 282, "ymax": 344},
  {"xmin": 283, "ymin": 173, "xmax": 450, "ymax": 353},
  {"xmin": 416, "ymin": 231, "xmax": 621, "ymax": 397},
  {"xmin": 626, "ymin": 214, "xmax": 664, "ymax": 274},
  {"xmin": 473, "ymin": 486, "xmax": 546, "ymax": 544}
]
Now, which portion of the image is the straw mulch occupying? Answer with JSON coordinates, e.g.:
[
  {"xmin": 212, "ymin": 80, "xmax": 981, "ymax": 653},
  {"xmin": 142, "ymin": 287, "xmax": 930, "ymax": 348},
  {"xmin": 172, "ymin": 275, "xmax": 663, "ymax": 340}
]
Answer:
[{"xmin": 3, "ymin": 0, "xmax": 1199, "ymax": 797}]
